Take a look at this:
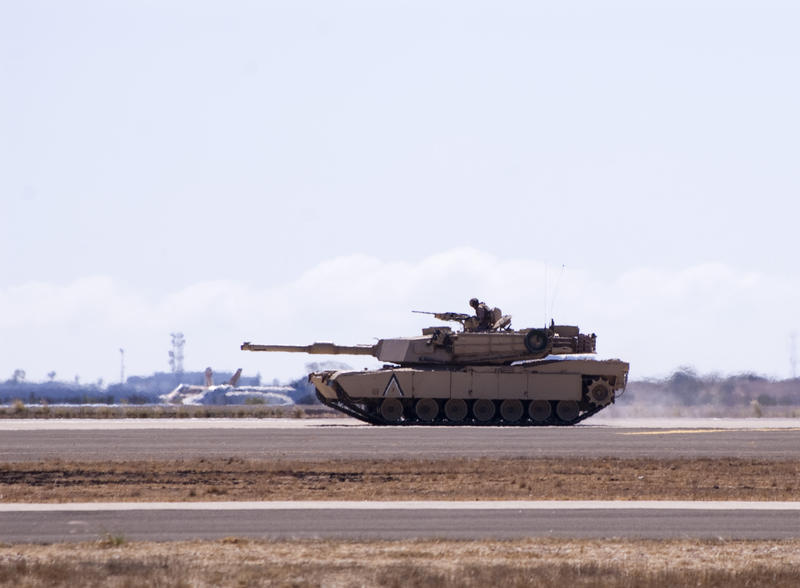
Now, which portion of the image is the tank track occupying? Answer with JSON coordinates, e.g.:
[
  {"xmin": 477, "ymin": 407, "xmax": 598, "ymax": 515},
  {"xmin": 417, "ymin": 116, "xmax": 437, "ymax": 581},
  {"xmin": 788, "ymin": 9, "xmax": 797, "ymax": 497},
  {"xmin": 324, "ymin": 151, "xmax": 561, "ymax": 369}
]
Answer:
[{"xmin": 316, "ymin": 385, "xmax": 610, "ymax": 427}]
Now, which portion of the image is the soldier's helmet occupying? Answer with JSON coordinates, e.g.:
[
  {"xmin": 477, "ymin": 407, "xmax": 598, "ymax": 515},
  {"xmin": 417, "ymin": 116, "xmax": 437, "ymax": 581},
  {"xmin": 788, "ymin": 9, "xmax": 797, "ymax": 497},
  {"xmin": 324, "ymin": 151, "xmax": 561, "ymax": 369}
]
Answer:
[{"xmin": 469, "ymin": 297, "xmax": 479, "ymax": 308}]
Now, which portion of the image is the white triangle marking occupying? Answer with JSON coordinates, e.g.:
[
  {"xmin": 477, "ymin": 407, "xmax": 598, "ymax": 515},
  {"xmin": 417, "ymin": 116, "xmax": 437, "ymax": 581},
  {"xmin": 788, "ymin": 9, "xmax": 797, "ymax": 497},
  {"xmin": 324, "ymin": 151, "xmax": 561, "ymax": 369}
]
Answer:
[{"xmin": 383, "ymin": 374, "xmax": 404, "ymax": 397}]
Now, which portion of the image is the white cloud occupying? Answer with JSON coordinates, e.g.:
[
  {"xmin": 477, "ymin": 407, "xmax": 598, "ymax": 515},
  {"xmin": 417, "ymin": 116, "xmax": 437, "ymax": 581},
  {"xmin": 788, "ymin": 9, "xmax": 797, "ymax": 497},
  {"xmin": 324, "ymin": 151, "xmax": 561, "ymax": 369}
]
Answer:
[{"xmin": 1, "ymin": 249, "xmax": 798, "ymax": 384}]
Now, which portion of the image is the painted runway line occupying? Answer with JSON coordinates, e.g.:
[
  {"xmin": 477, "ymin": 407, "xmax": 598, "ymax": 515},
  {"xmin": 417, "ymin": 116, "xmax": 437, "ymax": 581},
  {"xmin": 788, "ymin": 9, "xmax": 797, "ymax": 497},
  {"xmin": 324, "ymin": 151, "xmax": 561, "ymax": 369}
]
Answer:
[
  {"xmin": 621, "ymin": 427, "xmax": 800, "ymax": 435},
  {"xmin": 0, "ymin": 418, "xmax": 356, "ymax": 431}
]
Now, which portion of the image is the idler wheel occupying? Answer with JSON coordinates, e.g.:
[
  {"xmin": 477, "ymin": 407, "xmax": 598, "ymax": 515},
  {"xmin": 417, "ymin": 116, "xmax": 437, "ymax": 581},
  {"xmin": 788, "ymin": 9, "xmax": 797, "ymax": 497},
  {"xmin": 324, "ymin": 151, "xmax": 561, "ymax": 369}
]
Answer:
[
  {"xmin": 415, "ymin": 398, "xmax": 439, "ymax": 422},
  {"xmin": 555, "ymin": 400, "xmax": 580, "ymax": 423},
  {"xmin": 380, "ymin": 398, "xmax": 404, "ymax": 423},
  {"xmin": 472, "ymin": 399, "xmax": 496, "ymax": 422},
  {"xmin": 500, "ymin": 399, "xmax": 524, "ymax": 423},
  {"xmin": 524, "ymin": 329, "xmax": 549, "ymax": 353},
  {"xmin": 529, "ymin": 400, "xmax": 552, "ymax": 422},
  {"xmin": 444, "ymin": 398, "xmax": 468, "ymax": 422}
]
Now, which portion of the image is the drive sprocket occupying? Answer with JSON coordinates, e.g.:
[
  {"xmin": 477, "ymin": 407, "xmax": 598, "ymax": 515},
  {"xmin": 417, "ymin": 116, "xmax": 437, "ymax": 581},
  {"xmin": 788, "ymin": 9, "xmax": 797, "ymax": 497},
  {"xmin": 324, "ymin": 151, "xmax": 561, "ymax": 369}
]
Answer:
[{"xmin": 585, "ymin": 377, "xmax": 613, "ymax": 407}]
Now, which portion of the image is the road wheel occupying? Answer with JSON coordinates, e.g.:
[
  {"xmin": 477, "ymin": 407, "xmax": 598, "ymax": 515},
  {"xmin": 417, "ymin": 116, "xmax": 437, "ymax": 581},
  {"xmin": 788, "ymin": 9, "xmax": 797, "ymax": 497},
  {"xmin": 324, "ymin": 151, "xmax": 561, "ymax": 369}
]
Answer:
[
  {"xmin": 556, "ymin": 400, "xmax": 580, "ymax": 423},
  {"xmin": 444, "ymin": 398, "xmax": 468, "ymax": 422},
  {"xmin": 500, "ymin": 399, "xmax": 524, "ymax": 423},
  {"xmin": 380, "ymin": 398, "xmax": 404, "ymax": 422},
  {"xmin": 472, "ymin": 399, "xmax": 496, "ymax": 422},
  {"xmin": 415, "ymin": 398, "xmax": 439, "ymax": 422},
  {"xmin": 529, "ymin": 400, "xmax": 552, "ymax": 422}
]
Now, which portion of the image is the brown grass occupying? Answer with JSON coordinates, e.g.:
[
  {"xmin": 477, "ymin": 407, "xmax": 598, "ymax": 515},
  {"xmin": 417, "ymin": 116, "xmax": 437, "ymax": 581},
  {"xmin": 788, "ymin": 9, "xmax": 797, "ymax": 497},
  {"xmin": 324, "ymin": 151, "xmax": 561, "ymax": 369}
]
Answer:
[
  {"xmin": 2, "ymin": 457, "xmax": 799, "ymax": 502},
  {"xmin": 1, "ymin": 538, "xmax": 800, "ymax": 587}
]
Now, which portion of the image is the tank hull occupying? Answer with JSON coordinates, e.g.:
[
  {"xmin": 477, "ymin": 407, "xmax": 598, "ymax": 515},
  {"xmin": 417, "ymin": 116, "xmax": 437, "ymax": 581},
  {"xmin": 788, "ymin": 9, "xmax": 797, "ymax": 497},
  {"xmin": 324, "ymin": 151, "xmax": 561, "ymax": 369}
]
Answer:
[{"xmin": 310, "ymin": 355, "xmax": 628, "ymax": 426}]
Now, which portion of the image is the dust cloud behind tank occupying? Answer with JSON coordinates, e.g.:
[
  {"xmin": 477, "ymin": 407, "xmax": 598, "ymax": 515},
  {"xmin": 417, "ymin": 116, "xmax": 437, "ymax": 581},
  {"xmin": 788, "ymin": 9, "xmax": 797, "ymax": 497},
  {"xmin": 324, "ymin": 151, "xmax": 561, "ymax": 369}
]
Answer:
[{"xmin": 241, "ymin": 304, "xmax": 629, "ymax": 426}]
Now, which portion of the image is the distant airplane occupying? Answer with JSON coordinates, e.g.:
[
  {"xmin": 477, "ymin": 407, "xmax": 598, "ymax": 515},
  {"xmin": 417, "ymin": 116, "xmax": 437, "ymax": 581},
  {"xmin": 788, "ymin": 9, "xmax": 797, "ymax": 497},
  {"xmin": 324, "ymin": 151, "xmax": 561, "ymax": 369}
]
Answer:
[{"xmin": 161, "ymin": 367, "xmax": 293, "ymax": 406}]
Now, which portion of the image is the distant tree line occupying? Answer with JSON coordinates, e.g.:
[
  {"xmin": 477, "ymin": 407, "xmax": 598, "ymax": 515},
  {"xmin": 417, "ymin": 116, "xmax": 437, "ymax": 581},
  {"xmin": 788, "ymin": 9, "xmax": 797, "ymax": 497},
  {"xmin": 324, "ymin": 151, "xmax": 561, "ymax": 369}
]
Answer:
[{"xmin": 620, "ymin": 367, "xmax": 800, "ymax": 407}]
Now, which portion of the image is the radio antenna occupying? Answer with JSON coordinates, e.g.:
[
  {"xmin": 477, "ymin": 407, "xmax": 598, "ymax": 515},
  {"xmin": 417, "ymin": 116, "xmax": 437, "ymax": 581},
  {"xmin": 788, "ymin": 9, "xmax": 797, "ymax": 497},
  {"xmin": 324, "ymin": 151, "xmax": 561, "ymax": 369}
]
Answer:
[
  {"xmin": 543, "ymin": 262, "xmax": 548, "ymax": 327},
  {"xmin": 549, "ymin": 264, "xmax": 566, "ymax": 321}
]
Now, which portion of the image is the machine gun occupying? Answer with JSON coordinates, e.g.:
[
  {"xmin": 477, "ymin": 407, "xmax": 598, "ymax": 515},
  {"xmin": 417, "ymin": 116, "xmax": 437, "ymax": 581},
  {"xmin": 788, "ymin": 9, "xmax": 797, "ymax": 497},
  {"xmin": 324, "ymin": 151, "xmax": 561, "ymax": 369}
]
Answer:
[
  {"xmin": 412, "ymin": 310, "xmax": 473, "ymax": 324},
  {"xmin": 413, "ymin": 310, "xmax": 513, "ymax": 332}
]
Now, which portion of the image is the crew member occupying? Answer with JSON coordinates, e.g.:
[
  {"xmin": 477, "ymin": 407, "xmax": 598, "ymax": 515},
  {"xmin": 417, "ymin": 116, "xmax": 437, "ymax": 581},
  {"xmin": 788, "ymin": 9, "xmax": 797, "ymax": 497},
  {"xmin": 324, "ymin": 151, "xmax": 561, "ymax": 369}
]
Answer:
[{"xmin": 469, "ymin": 297, "xmax": 494, "ymax": 331}]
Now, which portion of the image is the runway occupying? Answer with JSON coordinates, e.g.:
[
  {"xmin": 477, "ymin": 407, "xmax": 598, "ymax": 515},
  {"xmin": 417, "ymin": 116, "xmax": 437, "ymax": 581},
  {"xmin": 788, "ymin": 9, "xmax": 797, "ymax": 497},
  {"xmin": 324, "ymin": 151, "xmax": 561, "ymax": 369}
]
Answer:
[
  {"xmin": 2, "ymin": 501, "xmax": 800, "ymax": 542},
  {"xmin": 3, "ymin": 418, "xmax": 800, "ymax": 543},
  {"xmin": 2, "ymin": 418, "xmax": 800, "ymax": 461}
]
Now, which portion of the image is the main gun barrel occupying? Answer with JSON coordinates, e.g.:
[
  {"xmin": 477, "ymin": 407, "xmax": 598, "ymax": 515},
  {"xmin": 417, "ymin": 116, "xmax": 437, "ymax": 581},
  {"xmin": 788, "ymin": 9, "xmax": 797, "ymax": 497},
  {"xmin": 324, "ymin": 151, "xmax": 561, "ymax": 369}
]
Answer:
[{"xmin": 241, "ymin": 341, "xmax": 378, "ymax": 356}]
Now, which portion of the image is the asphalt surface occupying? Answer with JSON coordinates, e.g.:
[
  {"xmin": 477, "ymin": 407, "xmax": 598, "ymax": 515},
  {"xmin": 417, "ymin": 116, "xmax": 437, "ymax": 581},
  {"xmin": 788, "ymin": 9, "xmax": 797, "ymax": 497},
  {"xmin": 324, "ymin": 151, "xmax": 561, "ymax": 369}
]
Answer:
[
  {"xmin": 2, "ymin": 502, "xmax": 800, "ymax": 542},
  {"xmin": 2, "ymin": 418, "xmax": 800, "ymax": 461},
  {"xmin": 3, "ymin": 419, "xmax": 800, "ymax": 543}
]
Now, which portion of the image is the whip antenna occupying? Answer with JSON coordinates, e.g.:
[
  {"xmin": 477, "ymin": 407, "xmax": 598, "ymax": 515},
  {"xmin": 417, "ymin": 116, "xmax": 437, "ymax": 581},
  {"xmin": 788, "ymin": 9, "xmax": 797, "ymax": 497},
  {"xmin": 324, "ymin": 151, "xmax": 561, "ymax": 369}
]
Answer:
[
  {"xmin": 549, "ymin": 264, "xmax": 566, "ymax": 322},
  {"xmin": 543, "ymin": 262, "xmax": 548, "ymax": 327}
]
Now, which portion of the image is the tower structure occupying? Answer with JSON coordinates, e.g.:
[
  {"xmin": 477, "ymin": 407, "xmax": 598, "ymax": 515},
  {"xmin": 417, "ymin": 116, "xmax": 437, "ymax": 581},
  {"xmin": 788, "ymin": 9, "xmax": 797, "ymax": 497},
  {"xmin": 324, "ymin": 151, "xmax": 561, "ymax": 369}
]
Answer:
[{"xmin": 169, "ymin": 332, "xmax": 185, "ymax": 374}]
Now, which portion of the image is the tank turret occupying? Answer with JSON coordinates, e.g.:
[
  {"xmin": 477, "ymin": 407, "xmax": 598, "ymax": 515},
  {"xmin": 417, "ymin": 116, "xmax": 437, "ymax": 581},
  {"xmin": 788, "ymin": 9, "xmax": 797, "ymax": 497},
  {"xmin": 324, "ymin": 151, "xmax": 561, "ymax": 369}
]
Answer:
[
  {"xmin": 241, "ymin": 307, "xmax": 627, "ymax": 426},
  {"xmin": 242, "ymin": 322, "xmax": 595, "ymax": 366}
]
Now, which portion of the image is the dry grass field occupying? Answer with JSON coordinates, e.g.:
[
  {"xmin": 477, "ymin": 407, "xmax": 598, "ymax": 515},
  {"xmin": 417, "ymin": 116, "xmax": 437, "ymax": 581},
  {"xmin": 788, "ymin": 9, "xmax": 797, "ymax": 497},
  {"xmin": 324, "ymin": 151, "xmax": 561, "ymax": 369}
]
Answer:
[
  {"xmin": 2, "ymin": 538, "xmax": 800, "ymax": 587},
  {"xmin": 2, "ymin": 456, "xmax": 799, "ymax": 502}
]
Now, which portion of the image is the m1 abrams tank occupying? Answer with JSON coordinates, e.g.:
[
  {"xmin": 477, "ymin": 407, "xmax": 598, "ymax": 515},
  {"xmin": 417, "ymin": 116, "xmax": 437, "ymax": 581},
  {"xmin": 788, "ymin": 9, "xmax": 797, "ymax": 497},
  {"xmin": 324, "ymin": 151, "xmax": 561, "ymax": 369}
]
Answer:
[{"xmin": 241, "ymin": 309, "xmax": 628, "ymax": 426}]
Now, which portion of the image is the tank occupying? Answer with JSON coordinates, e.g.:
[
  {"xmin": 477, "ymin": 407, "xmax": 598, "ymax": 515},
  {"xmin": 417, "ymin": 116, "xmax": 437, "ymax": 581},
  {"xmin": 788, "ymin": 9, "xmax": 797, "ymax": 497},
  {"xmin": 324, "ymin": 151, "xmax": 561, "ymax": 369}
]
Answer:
[{"xmin": 241, "ymin": 310, "xmax": 628, "ymax": 426}]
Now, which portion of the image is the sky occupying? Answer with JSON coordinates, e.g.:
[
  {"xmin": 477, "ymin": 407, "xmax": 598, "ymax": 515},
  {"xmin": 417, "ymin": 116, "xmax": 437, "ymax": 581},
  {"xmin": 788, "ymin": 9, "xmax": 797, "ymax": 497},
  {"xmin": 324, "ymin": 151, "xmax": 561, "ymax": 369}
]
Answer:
[{"xmin": 1, "ymin": 1, "xmax": 799, "ymax": 385}]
